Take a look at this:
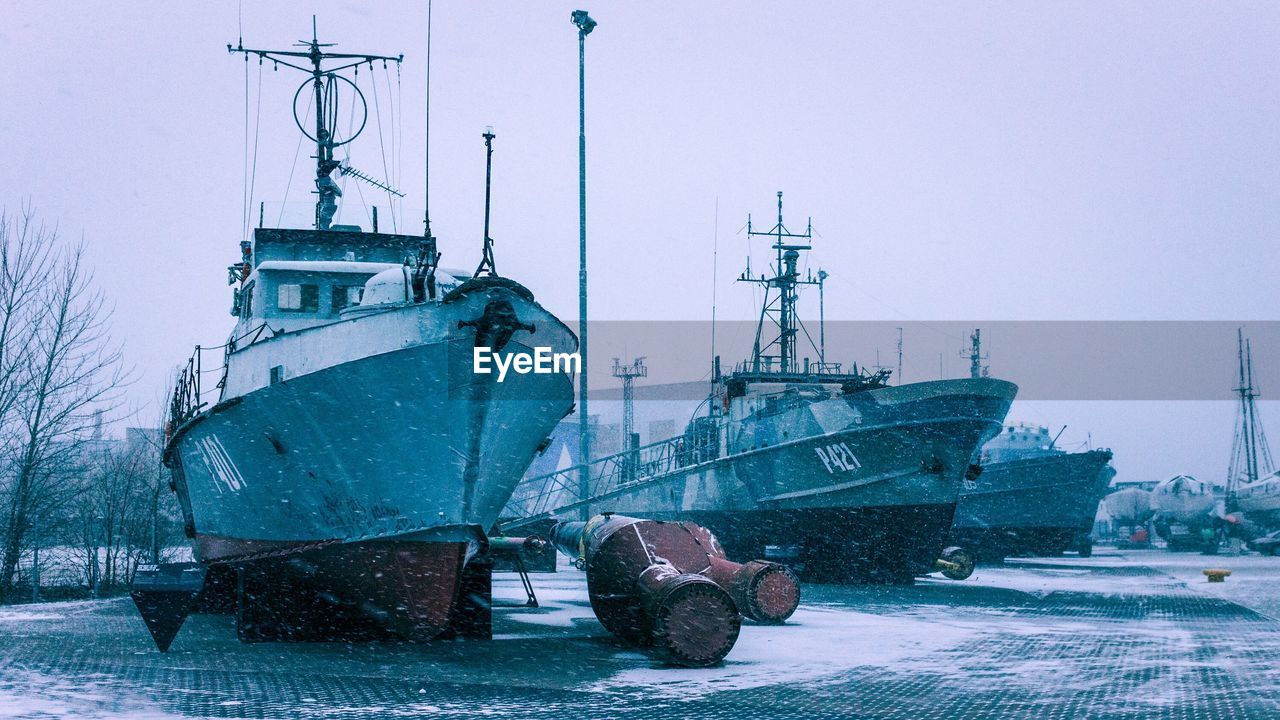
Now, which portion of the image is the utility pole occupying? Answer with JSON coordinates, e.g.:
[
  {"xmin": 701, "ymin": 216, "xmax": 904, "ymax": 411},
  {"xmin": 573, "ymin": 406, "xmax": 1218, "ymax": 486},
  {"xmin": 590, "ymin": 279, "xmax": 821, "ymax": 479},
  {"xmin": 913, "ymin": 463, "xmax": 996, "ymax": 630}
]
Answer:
[{"xmin": 572, "ymin": 10, "xmax": 597, "ymax": 519}]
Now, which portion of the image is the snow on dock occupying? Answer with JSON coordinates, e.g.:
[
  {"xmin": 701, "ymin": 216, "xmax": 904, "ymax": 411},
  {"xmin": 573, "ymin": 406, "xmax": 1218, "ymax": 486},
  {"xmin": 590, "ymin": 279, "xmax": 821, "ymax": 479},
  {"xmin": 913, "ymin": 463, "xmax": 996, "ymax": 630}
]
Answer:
[{"xmin": 2, "ymin": 549, "xmax": 1280, "ymax": 719}]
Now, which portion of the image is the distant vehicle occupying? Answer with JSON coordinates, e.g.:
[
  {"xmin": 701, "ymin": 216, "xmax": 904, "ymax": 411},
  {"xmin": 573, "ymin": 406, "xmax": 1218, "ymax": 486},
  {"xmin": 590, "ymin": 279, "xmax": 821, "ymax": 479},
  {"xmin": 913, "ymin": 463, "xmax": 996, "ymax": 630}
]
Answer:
[
  {"xmin": 1103, "ymin": 487, "xmax": 1155, "ymax": 548},
  {"xmin": 1247, "ymin": 529, "xmax": 1280, "ymax": 556},
  {"xmin": 1103, "ymin": 487, "xmax": 1155, "ymax": 530},
  {"xmin": 1150, "ymin": 475, "xmax": 1224, "ymax": 552}
]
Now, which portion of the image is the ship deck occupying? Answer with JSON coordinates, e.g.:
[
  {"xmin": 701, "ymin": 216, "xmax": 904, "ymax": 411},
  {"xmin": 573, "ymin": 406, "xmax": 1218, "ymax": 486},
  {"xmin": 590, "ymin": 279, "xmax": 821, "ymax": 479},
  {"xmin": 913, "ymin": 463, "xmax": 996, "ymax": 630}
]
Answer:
[{"xmin": 3, "ymin": 549, "xmax": 1280, "ymax": 719}]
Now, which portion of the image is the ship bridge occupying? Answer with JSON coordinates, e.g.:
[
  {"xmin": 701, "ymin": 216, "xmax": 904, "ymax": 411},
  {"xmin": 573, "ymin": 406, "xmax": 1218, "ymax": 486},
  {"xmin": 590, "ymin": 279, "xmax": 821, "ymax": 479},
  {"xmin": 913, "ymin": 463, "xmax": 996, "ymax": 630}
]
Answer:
[{"xmin": 230, "ymin": 228, "xmax": 460, "ymax": 335}]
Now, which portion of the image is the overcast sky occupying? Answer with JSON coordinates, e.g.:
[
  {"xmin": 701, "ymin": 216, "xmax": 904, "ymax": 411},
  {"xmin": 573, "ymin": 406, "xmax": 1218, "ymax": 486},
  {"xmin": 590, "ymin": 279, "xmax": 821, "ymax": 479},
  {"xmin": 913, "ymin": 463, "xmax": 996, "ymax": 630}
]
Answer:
[{"xmin": 3, "ymin": 1, "xmax": 1277, "ymax": 482}]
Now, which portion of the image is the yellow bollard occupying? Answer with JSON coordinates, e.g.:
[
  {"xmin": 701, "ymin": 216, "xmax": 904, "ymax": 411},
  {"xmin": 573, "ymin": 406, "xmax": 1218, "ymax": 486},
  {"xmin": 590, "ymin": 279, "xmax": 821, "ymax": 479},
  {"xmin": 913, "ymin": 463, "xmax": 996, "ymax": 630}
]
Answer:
[{"xmin": 1203, "ymin": 569, "xmax": 1232, "ymax": 583}]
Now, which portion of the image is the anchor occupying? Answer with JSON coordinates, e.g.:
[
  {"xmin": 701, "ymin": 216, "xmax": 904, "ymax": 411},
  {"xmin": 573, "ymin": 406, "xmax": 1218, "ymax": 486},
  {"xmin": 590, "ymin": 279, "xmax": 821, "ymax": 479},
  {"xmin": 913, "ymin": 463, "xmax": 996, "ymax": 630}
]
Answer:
[{"xmin": 458, "ymin": 299, "xmax": 535, "ymax": 352}]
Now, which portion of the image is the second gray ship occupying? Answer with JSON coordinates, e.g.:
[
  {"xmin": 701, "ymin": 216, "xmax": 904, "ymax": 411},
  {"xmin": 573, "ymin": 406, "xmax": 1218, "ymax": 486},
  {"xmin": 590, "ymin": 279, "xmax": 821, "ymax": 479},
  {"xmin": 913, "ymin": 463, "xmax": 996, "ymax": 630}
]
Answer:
[
  {"xmin": 506, "ymin": 194, "xmax": 1016, "ymax": 583},
  {"xmin": 951, "ymin": 423, "xmax": 1115, "ymax": 560}
]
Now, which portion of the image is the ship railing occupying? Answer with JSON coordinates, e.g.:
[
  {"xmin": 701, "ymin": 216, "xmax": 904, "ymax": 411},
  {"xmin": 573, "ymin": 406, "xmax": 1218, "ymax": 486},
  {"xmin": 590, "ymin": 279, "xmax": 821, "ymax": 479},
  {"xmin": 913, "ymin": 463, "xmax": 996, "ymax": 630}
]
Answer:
[
  {"xmin": 166, "ymin": 322, "xmax": 274, "ymax": 434},
  {"xmin": 227, "ymin": 321, "xmax": 273, "ymax": 353},
  {"xmin": 502, "ymin": 431, "xmax": 721, "ymax": 526},
  {"xmin": 732, "ymin": 357, "xmax": 849, "ymax": 376},
  {"xmin": 167, "ymin": 345, "xmax": 220, "ymax": 432}
]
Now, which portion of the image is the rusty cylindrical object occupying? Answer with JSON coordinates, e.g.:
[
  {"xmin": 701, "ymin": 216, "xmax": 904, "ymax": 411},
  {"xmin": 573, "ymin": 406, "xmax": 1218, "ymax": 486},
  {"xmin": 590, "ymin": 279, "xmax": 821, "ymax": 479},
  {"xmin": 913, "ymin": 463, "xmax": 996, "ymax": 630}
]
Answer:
[
  {"xmin": 555, "ymin": 516, "xmax": 800, "ymax": 624},
  {"xmin": 550, "ymin": 515, "xmax": 741, "ymax": 667},
  {"xmin": 683, "ymin": 524, "xmax": 801, "ymax": 624}
]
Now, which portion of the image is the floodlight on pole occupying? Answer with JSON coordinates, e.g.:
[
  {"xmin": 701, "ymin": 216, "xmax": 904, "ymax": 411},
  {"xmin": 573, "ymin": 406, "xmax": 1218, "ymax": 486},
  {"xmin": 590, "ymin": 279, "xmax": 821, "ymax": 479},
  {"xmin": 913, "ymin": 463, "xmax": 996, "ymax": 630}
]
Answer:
[
  {"xmin": 573, "ymin": 9, "xmax": 596, "ymax": 519},
  {"xmin": 572, "ymin": 10, "xmax": 597, "ymax": 35}
]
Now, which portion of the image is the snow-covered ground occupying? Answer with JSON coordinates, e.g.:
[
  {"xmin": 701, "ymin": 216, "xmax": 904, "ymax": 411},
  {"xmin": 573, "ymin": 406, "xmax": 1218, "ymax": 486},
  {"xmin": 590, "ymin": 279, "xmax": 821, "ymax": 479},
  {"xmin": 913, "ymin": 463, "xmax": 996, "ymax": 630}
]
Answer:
[
  {"xmin": 581, "ymin": 603, "xmax": 982, "ymax": 697},
  {"xmin": 1103, "ymin": 548, "xmax": 1280, "ymax": 619},
  {"xmin": 2, "ymin": 549, "xmax": 1280, "ymax": 718},
  {"xmin": 0, "ymin": 599, "xmax": 111, "ymax": 625},
  {"xmin": 0, "ymin": 670, "xmax": 182, "ymax": 720}
]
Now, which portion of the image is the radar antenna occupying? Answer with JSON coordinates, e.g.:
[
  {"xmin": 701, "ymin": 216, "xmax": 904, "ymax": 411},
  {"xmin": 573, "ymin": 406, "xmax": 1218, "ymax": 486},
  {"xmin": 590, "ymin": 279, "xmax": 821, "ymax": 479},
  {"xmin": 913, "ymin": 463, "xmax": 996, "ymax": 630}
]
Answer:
[
  {"xmin": 740, "ymin": 192, "xmax": 822, "ymax": 374},
  {"xmin": 229, "ymin": 17, "xmax": 402, "ymax": 230},
  {"xmin": 338, "ymin": 164, "xmax": 404, "ymax": 197}
]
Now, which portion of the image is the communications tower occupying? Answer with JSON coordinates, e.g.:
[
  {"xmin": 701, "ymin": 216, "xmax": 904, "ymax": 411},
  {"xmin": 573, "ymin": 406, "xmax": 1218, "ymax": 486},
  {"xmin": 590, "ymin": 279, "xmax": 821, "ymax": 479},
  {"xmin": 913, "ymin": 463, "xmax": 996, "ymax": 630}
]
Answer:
[{"xmin": 612, "ymin": 357, "xmax": 648, "ymax": 452}]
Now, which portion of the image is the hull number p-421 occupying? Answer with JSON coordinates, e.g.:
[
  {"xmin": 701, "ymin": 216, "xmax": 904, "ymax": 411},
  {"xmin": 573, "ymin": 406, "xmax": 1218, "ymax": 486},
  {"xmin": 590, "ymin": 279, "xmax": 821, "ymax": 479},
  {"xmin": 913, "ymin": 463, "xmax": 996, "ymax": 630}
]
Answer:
[{"xmin": 816, "ymin": 442, "xmax": 862, "ymax": 474}]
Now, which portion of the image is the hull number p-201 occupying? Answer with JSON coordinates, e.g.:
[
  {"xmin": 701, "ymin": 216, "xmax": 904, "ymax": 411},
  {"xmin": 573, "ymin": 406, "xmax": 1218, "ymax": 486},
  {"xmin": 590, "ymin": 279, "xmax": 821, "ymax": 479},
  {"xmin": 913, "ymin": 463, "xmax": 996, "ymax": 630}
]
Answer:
[{"xmin": 815, "ymin": 442, "xmax": 862, "ymax": 474}]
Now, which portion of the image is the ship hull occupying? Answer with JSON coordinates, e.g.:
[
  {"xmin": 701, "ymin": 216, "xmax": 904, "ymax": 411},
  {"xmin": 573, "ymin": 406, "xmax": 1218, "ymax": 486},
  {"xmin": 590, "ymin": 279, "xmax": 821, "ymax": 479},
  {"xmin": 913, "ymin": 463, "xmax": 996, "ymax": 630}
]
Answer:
[
  {"xmin": 167, "ymin": 284, "xmax": 575, "ymax": 640},
  {"xmin": 1236, "ymin": 481, "xmax": 1280, "ymax": 529},
  {"xmin": 573, "ymin": 379, "xmax": 1016, "ymax": 583},
  {"xmin": 231, "ymin": 534, "xmax": 476, "ymax": 642},
  {"xmin": 950, "ymin": 450, "xmax": 1115, "ymax": 560}
]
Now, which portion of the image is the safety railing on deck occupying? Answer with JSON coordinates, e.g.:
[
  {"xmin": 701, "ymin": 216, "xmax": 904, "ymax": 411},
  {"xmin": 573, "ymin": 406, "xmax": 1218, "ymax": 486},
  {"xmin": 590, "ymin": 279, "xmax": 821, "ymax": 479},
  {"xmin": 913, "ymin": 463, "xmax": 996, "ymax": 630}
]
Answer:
[
  {"xmin": 166, "ymin": 323, "xmax": 275, "ymax": 434},
  {"xmin": 502, "ymin": 431, "xmax": 722, "ymax": 528},
  {"xmin": 735, "ymin": 356, "xmax": 848, "ymax": 375}
]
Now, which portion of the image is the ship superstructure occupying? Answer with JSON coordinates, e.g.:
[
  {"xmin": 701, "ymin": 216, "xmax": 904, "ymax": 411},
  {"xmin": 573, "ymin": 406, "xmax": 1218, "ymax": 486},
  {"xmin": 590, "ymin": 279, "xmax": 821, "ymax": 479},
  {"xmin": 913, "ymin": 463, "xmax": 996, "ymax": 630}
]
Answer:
[{"xmin": 506, "ymin": 193, "xmax": 1016, "ymax": 583}]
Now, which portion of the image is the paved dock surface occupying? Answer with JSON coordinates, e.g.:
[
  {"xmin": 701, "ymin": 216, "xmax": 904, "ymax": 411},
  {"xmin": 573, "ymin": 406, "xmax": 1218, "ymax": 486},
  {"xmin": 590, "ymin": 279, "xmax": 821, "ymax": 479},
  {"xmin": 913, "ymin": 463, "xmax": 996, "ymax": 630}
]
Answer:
[{"xmin": 3, "ymin": 549, "xmax": 1280, "ymax": 719}]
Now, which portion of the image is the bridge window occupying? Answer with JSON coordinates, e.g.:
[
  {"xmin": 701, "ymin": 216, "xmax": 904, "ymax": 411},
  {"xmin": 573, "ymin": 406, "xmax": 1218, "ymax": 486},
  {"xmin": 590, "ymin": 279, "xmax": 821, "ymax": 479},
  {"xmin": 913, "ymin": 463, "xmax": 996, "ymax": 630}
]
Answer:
[
  {"xmin": 278, "ymin": 283, "xmax": 319, "ymax": 312},
  {"xmin": 332, "ymin": 285, "xmax": 363, "ymax": 313},
  {"xmin": 240, "ymin": 281, "xmax": 255, "ymax": 318}
]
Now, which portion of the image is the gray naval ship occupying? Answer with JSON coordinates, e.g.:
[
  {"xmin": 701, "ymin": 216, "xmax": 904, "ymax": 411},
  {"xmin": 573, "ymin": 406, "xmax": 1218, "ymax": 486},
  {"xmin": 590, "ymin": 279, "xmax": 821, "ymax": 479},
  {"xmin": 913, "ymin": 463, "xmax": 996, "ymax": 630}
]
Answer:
[
  {"xmin": 506, "ymin": 194, "xmax": 1016, "ymax": 583},
  {"xmin": 951, "ymin": 422, "xmax": 1115, "ymax": 560},
  {"xmin": 155, "ymin": 27, "xmax": 576, "ymax": 644}
]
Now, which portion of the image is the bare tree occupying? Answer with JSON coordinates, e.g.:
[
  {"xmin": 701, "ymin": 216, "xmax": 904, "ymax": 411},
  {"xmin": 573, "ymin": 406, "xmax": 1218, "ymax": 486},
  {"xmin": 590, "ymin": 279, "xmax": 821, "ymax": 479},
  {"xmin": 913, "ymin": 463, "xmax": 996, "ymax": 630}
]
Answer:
[
  {"xmin": 0, "ymin": 206, "xmax": 128, "ymax": 601},
  {"xmin": 68, "ymin": 441, "xmax": 132, "ymax": 595},
  {"xmin": 119, "ymin": 425, "xmax": 182, "ymax": 583},
  {"xmin": 0, "ymin": 207, "xmax": 54, "ymax": 600},
  {"xmin": 122, "ymin": 420, "xmax": 182, "ymax": 571},
  {"xmin": 65, "ymin": 425, "xmax": 179, "ymax": 595}
]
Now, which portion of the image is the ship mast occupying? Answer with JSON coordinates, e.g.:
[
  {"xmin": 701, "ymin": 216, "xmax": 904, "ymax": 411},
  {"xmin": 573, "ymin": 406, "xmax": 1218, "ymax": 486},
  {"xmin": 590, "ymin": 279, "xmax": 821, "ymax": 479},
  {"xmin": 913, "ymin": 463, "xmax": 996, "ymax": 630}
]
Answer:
[
  {"xmin": 740, "ymin": 192, "xmax": 823, "ymax": 374},
  {"xmin": 1228, "ymin": 328, "xmax": 1274, "ymax": 508},
  {"xmin": 229, "ymin": 18, "xmax": 402, "ymax": 231},
  {"xmin": 965, "ymin": 329, "xmax": 990, "ymax": 379}
]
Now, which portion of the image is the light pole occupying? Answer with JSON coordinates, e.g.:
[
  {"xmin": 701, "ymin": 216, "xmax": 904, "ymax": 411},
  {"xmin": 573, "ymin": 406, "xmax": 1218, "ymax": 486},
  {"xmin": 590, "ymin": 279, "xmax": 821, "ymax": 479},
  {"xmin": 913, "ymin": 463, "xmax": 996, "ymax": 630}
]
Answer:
[{"xmin": 572, "ymin": 10, "xmax": 596, "ymax": 519}]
